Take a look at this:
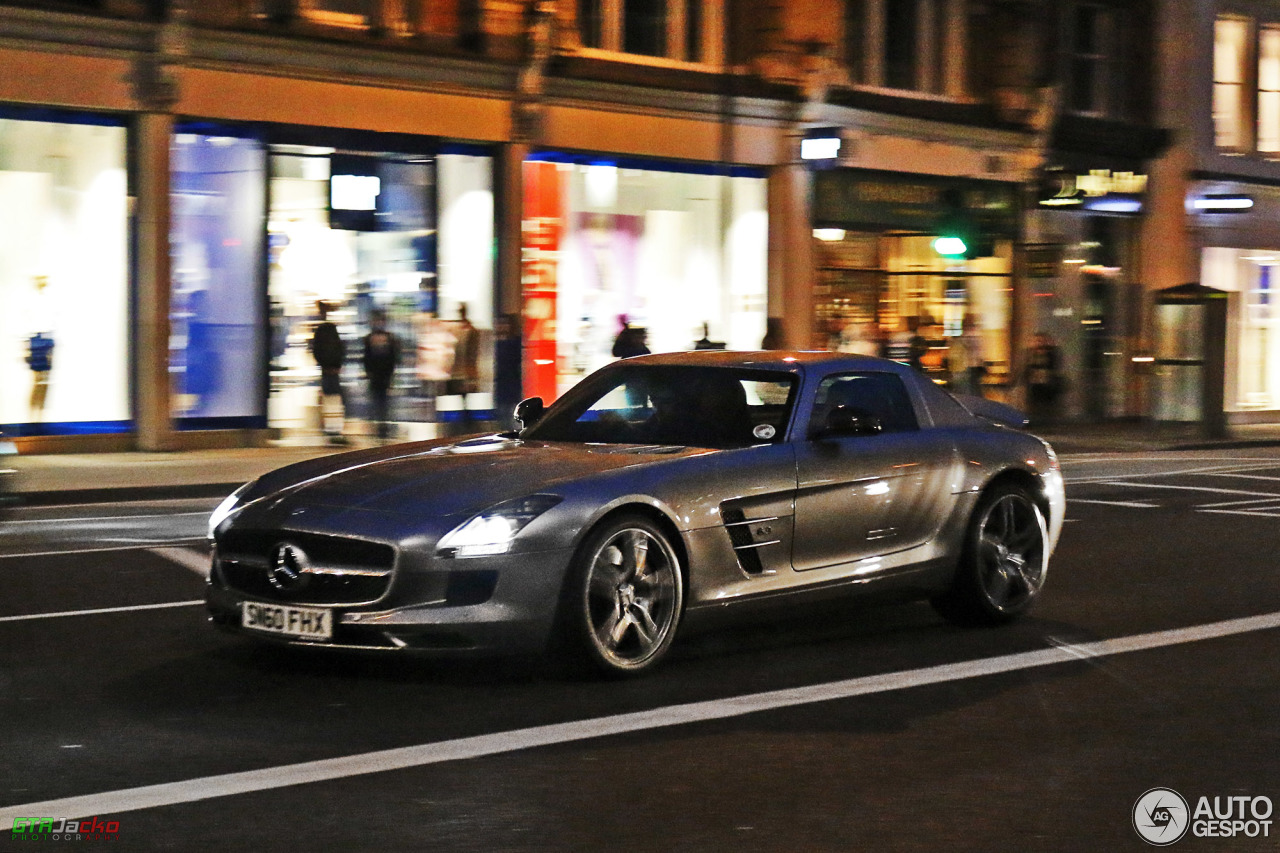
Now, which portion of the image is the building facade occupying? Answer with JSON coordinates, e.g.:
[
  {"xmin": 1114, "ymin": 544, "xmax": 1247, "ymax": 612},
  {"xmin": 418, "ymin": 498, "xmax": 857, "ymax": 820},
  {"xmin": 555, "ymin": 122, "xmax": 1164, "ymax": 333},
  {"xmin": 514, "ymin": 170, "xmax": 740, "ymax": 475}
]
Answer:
[
  {"xmin": 1143, "ymin": 0, "xmax": 1280, "ymax": 427},
  {"xmin": 0, "ymin": 0, "xmax": 1168, "ymax": 453}
]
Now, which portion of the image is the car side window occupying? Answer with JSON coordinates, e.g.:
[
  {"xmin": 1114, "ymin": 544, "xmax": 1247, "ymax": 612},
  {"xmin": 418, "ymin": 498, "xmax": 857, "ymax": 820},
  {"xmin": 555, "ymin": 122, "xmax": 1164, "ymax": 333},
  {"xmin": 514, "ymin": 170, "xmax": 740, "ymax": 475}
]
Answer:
[
  {"xmin": 533, "ymin": 366, "xmax": 798, "ymax": 447},
  {"xmin": 811, "ymin": 373, "xmax": 919, "ymax": 436}
]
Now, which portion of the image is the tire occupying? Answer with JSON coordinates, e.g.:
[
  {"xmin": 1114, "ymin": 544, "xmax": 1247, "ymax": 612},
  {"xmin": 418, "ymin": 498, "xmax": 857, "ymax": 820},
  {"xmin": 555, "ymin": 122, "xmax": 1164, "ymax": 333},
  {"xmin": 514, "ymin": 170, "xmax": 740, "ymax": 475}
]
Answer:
[
  {"xmin": 557, "ymin": 515, "xmax": 684, "ymax": 676},
  {"xmin": 932, "ymin": 483, "xmax": 1048, "ymax": 626}
]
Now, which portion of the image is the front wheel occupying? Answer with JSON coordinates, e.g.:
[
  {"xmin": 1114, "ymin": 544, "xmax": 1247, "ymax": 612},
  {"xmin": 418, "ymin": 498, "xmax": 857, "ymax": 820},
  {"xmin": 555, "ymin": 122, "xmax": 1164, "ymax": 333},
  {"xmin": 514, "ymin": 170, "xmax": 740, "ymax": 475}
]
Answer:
[
  {"xmin": 932, "ymin": 483, "xmax": 1048, "ymax": 626},
  {"xmin": 558, "ymin": 515, "xmax": 684, "ymax": 676}
]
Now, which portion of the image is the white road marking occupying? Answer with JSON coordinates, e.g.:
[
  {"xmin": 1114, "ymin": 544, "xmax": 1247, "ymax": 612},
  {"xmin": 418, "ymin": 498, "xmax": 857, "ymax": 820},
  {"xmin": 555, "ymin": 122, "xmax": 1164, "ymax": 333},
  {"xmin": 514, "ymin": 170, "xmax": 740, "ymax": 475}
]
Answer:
[
  {"xmin": 1199, "ymin": 496, "xmax": 1280, "ymax": 507},
  {"xmin": 1063, "ymin": 455, "xmax": 1280, "ymax": 464},
  {"xmin": 1201, "ymin": 473, "xmax": 1280, "ymax": 482},
  {"xmin": 2, "ymin": 610, "xmax": 1277, "ymax": 826},
  {"xmin": 1068, "ymin": 498, "xmax": 1159, "ymax": 508},
  {"xmin": 1099, "ymin": 481, "xmax": 1280, "ymax": 498},
  {"xmin": 149, "ymin": 547, "xmax": 211, "ymax": 578},
  {"xmin": 0, "ymin": 601, "xmax": 203, "ymax": 623},
  {"xmin": 1065, "ymin": 462, "xmax": 1280, "ymax": 485},
  {"xmin": 0, "ymin": 541, "xmax": 205, "ymax": 560},
  {"xmin": 1200, "ymin": 508, "xmax": 1280, "ymax": 519},
  {"xmin": 4, "ymin": 512, "xmax": 211, "ymax": 526},
  {"xmin": 4, "ymin": 497, "xmax": 216, "ymax": 512}
]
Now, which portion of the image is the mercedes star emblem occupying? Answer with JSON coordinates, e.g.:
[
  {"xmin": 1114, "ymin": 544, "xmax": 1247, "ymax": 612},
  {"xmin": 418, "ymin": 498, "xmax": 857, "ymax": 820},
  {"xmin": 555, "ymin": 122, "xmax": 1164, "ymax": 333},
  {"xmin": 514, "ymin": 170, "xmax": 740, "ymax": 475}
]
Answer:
[{"xmin": 269, "ymin": 541, "xmax": 311, "ymax": 591}]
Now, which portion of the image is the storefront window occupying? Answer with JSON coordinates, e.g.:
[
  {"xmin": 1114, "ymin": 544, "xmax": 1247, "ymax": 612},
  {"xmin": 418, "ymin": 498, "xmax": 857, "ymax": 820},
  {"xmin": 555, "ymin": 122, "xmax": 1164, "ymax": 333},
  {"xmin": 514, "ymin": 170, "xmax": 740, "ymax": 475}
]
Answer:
[
  {"xmin": 0, "ymin": 115, "xmax": 130, "ymax": 436},
  {"xmin": 521, "ymin": 157, "xmax": 767, "ymax": 400},
  {"xmin": 1203, "ymin": 247, "xmax": 1280, "ymax": 412},
  {"xmin": 811, "ymin": 231, "xmax": 1011, "ymax": 392},
  {"xmin": 266, "ymin": 146, "xmax": 494, "ymax": 440},
  {"xmin": 170, "ymin": 133, "xmax": 268, "ymax": 429}
]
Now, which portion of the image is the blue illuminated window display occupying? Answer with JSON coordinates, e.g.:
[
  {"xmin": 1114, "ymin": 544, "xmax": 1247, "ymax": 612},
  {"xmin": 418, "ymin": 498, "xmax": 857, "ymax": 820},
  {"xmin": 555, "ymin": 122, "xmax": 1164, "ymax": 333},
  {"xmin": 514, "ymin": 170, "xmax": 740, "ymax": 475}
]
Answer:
[{"xmin": 170, "ymin": 132, "xmax": 269, "ymax": 429}]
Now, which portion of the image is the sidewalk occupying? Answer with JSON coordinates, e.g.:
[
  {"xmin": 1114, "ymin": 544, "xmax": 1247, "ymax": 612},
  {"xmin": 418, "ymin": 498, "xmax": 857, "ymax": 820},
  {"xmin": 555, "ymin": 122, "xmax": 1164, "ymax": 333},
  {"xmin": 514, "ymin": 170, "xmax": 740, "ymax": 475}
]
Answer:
[
  {"xmin": 3, "ymin": 445, "xmax": 339, "ymax": 505},
  {"xmin": 1033, "ymin": 421, "xmax": 1280, "ymax": 455},
  {"xmin": 5, "ymin": 421, "xmax": 1280, "ymax": 506}
]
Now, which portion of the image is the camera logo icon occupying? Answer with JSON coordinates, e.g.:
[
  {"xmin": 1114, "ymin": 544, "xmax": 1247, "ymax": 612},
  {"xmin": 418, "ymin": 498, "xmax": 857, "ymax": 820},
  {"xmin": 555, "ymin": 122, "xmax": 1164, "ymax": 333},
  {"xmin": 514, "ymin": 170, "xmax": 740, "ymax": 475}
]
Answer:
[{"xmin": 1133, "ymin": 788, "xmax": 1190, "ymax": 845}]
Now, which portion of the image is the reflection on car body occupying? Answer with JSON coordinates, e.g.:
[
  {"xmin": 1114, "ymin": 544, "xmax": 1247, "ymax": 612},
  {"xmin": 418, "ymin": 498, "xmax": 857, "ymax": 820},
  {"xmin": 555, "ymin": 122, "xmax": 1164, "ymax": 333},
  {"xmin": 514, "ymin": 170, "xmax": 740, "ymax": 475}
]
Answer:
[{"xmin": 206, "ymin": 351, "xmax": 1065, "ymax": 676}]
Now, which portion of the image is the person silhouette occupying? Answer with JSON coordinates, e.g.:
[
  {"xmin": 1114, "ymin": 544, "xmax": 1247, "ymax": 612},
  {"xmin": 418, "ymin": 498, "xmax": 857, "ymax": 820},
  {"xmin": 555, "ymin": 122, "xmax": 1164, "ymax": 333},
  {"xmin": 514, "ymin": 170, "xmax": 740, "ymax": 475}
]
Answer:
[
  {"xmin": 361, "ymin": 308, "xmax": 400, "ymax": 440},
  {"xmin": 310, "ymin": 301, "xmax": 348, "ymax": 444}
]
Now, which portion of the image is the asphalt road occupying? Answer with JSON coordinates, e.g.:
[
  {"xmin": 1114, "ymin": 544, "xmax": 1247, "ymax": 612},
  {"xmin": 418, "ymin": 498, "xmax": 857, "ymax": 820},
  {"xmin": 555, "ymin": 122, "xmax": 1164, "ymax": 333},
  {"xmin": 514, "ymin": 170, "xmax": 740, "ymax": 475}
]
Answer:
[{"xmin": 1, "ymin": 450, "xmax": 1278, "ymax": 851}]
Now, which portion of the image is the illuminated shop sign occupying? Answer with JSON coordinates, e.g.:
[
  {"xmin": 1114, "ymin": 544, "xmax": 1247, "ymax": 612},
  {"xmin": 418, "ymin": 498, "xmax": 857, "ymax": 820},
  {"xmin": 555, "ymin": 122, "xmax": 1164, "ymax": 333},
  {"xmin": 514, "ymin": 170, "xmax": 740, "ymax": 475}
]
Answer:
[
  {"xmin": 329, "ymin": 153, "xmax": 381, "ymax": 231},
  {"xmin": 801, "ymin": 127, "xmax": 842, "ymax": 164},
  {"xmin": 1191, "ymin": 194, "xmax": 1255, "ymax": 212},
  {"xmin": 1039, "ymin": 169, "xmax": 1148, "ymax": 213},
  {"xmin": 812, "ymin": 169, "xmax": 1018, "ymax": 234},
  {"xmin": 331, "ymin": 174, "xmax": 381, "ymax": 211}
]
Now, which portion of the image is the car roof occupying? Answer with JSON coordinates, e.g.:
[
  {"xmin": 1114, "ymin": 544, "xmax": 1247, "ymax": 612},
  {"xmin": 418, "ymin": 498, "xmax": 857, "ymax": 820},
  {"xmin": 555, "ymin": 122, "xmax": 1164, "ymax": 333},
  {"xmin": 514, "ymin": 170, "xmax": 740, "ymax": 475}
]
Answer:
[{"xmin": 616, "ymin": 350, "xmax": 911, "ymax": 375}]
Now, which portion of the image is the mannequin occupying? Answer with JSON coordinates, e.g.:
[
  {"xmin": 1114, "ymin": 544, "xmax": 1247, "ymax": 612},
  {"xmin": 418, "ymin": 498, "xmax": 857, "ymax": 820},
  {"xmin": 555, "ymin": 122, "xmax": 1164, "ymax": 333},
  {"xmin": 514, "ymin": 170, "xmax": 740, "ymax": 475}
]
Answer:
[{"xmin": 26, "ymin": 275, "xmax": 54, "ymax": 421}]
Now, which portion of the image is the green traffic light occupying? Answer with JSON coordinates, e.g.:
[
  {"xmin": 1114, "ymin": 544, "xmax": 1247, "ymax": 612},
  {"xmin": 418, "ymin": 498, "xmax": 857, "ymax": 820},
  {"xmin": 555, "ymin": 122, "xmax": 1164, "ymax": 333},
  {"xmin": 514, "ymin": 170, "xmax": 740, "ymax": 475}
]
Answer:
[{"xmin": 933, "ymin": 235, "xmax": 967, "ymax": 257}]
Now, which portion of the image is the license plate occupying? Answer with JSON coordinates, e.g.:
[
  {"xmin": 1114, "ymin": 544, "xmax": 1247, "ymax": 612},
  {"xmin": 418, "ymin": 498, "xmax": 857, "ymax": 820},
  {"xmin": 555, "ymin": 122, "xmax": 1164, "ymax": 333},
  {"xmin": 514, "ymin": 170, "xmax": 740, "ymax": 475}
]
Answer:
[{"xmin": 241, "ymin": 602, "xmax": 333, "ymax": 640}]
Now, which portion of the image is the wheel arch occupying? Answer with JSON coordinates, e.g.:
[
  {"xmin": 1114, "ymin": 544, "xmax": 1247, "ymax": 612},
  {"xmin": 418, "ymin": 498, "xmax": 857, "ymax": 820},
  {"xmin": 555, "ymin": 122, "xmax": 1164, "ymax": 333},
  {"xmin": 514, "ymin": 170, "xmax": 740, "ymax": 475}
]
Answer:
[
  {"xmin": 978, "ymin": 466, "xmax": 1050, "ymax": 520},
  {"xmin": 573, "ymin": 502, "xmax": 692, "ymax": 602}
]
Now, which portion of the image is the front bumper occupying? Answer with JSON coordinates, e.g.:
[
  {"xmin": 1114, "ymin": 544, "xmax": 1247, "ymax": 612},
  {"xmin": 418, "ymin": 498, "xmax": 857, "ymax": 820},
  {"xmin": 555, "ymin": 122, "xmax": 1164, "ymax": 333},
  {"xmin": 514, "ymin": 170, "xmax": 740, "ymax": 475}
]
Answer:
[{"xmin": 206, "ymin": 546, "xmax": 574, "ymax": 655}]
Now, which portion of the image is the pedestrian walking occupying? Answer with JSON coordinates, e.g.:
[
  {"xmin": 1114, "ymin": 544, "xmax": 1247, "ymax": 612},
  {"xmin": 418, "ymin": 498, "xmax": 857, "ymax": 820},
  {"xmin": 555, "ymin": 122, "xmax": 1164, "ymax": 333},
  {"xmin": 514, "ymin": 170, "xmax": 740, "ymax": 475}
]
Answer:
[
  {"xmin": 760, "ymin": 318, "xmax": 783, "ymax": 350},
  {"xmin": 414, "ymin": 308, "xmax": 455, "ymax": 424},
  {"xmin": 612, "ymin": 315, "xmax": 649, "ymax": 407},
  {"xmin": 1023, "ymin": 331, "xmax": 1064, "ymax": 426},
  {"xmin": 448, "ymin": 304, "xmax": 481, "ymax": 427},
  {"xmin": 949, "ymin": 314, "xmax": 987, "ymax": 397},
  {"xmin": 361, "ymin": 308, "xmax": 400, "ymax": 440},
  {"xmin": 611, "ymin": 315, "xmax": 650, "ymax": 359},
  {"xmin": 310, "ymin": 300, "xmax": 348, "ymax": 444}
]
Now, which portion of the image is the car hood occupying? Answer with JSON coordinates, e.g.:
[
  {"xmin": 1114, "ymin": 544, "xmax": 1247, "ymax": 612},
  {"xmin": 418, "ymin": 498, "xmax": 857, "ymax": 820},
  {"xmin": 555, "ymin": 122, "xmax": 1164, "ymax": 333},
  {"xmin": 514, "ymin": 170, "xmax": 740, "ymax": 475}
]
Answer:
[{"xmin": 245, "ymin": 435, "xmax": 706, "ymax": 520}]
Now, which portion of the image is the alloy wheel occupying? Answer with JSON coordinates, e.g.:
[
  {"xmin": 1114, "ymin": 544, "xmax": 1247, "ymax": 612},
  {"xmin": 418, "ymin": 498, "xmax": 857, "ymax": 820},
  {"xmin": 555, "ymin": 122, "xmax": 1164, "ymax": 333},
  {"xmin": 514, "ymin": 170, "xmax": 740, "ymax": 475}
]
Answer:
[
  {"xmin": 974, "ymin": 492, "xmax": 1046, "ymax": 612},
  {"xmin": 582, "ymin": 526, "xmax": 680, "ymax": 670}
]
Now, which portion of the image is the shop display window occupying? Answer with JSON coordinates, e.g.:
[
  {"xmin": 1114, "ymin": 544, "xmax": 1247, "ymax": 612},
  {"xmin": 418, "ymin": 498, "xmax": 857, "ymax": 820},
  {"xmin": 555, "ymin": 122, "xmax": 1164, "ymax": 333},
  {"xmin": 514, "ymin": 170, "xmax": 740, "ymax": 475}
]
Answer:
[
  {"xmin": 169, "ymin": 126, "xmax": 498, "ymax": 442},
  {"xmin": 521, "ymin": 156, "xmax": 767, "ymax": 401},
  {"xmin": 811, "ymin": 230, "xmax": 1011, "ymax": 395},
  {"xmin": 170, "ymin": 132, "xmax": 269, "ymax": 429},
  {"xmin": 0, "ymin": 116, "xmax": 130, "ymax": 436},
  {"xmin": 266, "ymin": 147, "xmax": 495, "ymax": 441},
  {"xmin": 1203, "ymin": 247, "xmax": 1280, "ymax": 412}
]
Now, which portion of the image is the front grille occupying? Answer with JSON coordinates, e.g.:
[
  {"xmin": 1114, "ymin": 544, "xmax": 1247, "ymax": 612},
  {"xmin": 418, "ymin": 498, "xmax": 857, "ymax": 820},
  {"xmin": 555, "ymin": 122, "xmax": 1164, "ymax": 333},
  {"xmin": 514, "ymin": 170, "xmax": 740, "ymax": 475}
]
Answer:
[{"xmin": 215, "ymin": 529, "xmax": 396, "ymax": 606}]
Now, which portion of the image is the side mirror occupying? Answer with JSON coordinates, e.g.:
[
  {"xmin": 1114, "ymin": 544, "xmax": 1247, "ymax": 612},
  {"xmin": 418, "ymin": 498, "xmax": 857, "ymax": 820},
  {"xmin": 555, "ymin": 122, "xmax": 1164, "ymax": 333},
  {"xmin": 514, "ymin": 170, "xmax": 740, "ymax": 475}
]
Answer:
[
  {"xmin": 819, "ymin": 405, "xmax": 882, "ymax": 438},
  {"xmin": 514, "ymin": 396, "xmax": 545, "ymax": 430}
]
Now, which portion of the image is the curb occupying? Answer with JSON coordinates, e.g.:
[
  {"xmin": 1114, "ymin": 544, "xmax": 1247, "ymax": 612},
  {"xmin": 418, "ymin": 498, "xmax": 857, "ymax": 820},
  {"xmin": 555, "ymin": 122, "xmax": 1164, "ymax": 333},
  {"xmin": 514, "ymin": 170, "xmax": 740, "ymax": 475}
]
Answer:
[
  {"xmin": 11, "ymin": 483, "xmax": 243, "ymax": 507},
  {"xmin": 6, "ymin": 436, "xmax": 1280, "ymax": 508}
]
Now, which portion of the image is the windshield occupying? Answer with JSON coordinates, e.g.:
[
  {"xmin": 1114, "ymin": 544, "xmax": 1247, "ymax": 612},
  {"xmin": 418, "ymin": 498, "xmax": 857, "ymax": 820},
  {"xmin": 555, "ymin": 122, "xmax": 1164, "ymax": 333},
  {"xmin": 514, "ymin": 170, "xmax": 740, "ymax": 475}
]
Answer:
[{"xmin": 524, "ymin": 365, "xmax": 798, "ymax": 448}]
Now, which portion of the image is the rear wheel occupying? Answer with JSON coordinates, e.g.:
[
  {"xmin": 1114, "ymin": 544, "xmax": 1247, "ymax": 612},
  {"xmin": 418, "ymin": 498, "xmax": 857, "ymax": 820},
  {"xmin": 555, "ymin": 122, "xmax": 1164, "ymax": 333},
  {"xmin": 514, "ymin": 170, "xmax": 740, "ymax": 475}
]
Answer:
[
  {"xmin": 933, "ymin": 483, "xmax": 1048, "ymax": 626},
  {"xmin": 559, "ymin": 515, "xmax": 684, "ymax": 676}
]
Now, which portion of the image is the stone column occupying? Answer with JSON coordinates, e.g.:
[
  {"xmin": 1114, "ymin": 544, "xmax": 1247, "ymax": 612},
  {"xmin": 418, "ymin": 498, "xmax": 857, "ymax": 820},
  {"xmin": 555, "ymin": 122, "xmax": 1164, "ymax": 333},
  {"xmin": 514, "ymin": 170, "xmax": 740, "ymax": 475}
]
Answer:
[
  {"xmin": 495, "ymin": 142, "xmax": 528, "ymax": 319},
  {"xmin": 134, "ymin": 110, "xmax": 174, "ymax": 451},
  {"xmin": 767, "ymin": 158, "xmax": 814, "ymax": 349},
  {"xmin": 129, "ymin": 16, "xmax": 184, "ymax": 451}
]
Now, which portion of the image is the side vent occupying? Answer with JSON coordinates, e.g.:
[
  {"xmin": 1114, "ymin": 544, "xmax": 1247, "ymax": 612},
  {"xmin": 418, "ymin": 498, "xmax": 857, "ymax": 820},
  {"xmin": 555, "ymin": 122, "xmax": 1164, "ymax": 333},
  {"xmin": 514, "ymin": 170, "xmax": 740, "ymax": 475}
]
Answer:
[{"xmin": 720, "ymin": 503, "xmax": 782, "ymax": 575}]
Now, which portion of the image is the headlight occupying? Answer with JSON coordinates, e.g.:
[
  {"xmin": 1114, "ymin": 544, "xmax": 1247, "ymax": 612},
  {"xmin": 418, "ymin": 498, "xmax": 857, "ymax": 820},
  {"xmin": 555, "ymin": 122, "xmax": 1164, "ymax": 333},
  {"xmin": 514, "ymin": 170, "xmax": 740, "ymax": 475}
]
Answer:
[
  {"xmin": 437, "ymin": 495, "xmax": 562, "ymax": 558},
  {"xmin": 208, "ymin": 482, "xmax": 252, "ymax": 539}
]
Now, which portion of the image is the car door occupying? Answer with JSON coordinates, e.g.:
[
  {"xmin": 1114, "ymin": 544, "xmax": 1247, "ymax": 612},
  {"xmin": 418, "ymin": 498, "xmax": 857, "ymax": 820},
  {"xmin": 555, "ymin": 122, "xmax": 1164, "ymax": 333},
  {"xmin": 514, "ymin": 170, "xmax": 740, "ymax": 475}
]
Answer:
[{"xmin": 792, "ymin": 371, "xmax": 958, "ymax": 572}]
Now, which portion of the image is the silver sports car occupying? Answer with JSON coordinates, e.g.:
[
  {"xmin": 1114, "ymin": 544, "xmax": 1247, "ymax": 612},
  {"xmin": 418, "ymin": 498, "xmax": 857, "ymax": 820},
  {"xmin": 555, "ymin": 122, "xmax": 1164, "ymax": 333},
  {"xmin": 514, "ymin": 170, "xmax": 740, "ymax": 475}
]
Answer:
[{"xmin": 206, "ymin": 351, "xmax": 1065, "ymax": 675}]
